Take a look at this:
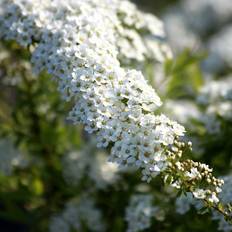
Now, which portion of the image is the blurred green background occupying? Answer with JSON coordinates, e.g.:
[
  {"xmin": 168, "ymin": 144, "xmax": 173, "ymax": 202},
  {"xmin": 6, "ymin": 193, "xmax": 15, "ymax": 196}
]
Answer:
[{"xmin": 0, "ymin": 0, "xmax": 232, "ymax": 232}]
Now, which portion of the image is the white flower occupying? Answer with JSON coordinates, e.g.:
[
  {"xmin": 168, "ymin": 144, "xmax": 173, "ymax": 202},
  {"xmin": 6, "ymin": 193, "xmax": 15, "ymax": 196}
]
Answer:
[
  {"xmin": 164, "ymin": 100, "xmax": 200, "ymax": 125},
  {"xmin": 197, "ymin": 77, "xmax": 232, "ymax": 124},
  {"xmin": 208, "ymin": 26, "xmax": 232, "ymax": 68},
  {"xmin": 200, "ymin": 114, "xmax": 221, "ymax": 135},
  {"xmin": 49, "ymin": 196, "xmax": 105, "ymax": 232},
  {"xmin": 212, "ymin": 175, "xmax": 232, "ymax": 232},
  {"xmin": 125, "ymin": 194, "xmax": 157, "ymax": 232},
  {"xmin": 176, "ymin": 193, "xmax": 203, "ymax": 215},
  {"xmin": 185, "ymin": 167, "xmax": 199, "ymax": 180},
  {"xmin": 192, "ymin": 189, "xmax": 207, "ymax": 199},
  {"xmin": 176, "ymin": 193, "xmax": 196, "ymax": 214},
  {"xmin": 208, "ymin": 192, "xmax": 219, "ymax": 204},
  {"xmin": 62, "ymin": 139, "xmax": 119, "ymax": 189}
]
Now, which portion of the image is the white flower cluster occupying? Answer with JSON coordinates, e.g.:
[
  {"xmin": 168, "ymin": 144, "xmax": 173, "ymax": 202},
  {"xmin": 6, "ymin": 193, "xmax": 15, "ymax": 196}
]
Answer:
[
  {"xmin": 182, "ymin": 0, "xmax": 232, "ymax": 34},
  {"xmin": 170, "ymin": 160, "xmax": 223, "ymax": 203},
  {"xmin": 203, "ymin": 115, "xmax": 221, "ymax": 135},
  {"xmin": 176, "ymin": 174, "xmax": 232, "ymax": 232},
  {"xmin": 49, "ymin": 196, "xmax": 105, "ymax": 232},
  {"xmin": 167, "ymin": 76, "xmax": 232, "ymax": 135},
  {"xmin": 212, "ymin": 175, "xmax": 232, "ymax": 232},
  {"xmin": 115, "ymin": 0, "xmax": 172, "ymax": 65},
  {"xmin": 0, "ymin": 139, "xmax": 27, "ymax": 176},
  {"xmin": 163, "ymin": 0, "xmax": 232, "ymax": 73},
  {"xmin": 164, "ymin": 0, "xmax": 232, "ymax": 45},
  {"xmin": 125, "ymin": 194, "xmax": 157, "ymax": 232},
  {"xmin": 208, "ymin": 26, "xmax": 232, "ymax": 70},
  {"xmin": 198, "ymin": 77, "xmax": 232, "ymax": 105},
  {"xmin": 176, "ymin": 192, "xmax": 203, "ymax": 215},
  {"xmin": 163, "ymin": 9, "xmax": 200, "ymax": 53},
  {"xmin": 164, "ymin": 100, "xmax": 200, "ymax": 125},
  {"xmin": 0, "ymin": 0, "xmax": 185, "ymax": 182},
  {"xmin": 197, "ymin": 77, "xmax": 232, "ymax": 125},
  {"xmin": 62, "ymin": 139, "xmax": 119, "ymax": 189}
]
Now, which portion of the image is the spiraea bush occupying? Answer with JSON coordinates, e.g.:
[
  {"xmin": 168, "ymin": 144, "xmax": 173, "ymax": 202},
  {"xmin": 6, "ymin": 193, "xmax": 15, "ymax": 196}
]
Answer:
[{"xmin": 0, "ymin": 1, "xmax": 231, "ymax": 232}]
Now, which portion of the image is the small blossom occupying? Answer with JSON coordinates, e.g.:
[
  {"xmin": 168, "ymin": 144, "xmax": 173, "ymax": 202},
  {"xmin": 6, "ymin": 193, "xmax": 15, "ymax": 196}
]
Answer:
[
  {"xmin": 49, "ymin": 196, "xmax": 105, "ymax": 232},
  {"xmin": 125, "ymin": 194, "xmax": 158, "ymax": 232}
]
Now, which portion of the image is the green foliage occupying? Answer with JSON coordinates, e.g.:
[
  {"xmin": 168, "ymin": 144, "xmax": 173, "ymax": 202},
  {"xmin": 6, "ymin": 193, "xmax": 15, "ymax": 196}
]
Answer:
[
  {"xmin": 0, "ymin": 42, "xmax": 83, "ymax": 231},
  {"xmin": 164, "ymin": 49, "xmax": 204, "ymax": 99}
]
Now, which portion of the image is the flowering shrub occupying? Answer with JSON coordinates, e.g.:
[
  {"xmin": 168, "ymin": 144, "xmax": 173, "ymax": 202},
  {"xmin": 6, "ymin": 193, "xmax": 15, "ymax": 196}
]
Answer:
[{"xmin": 0, "ymin": 0, "xmax": 232, "ymax": 231}]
